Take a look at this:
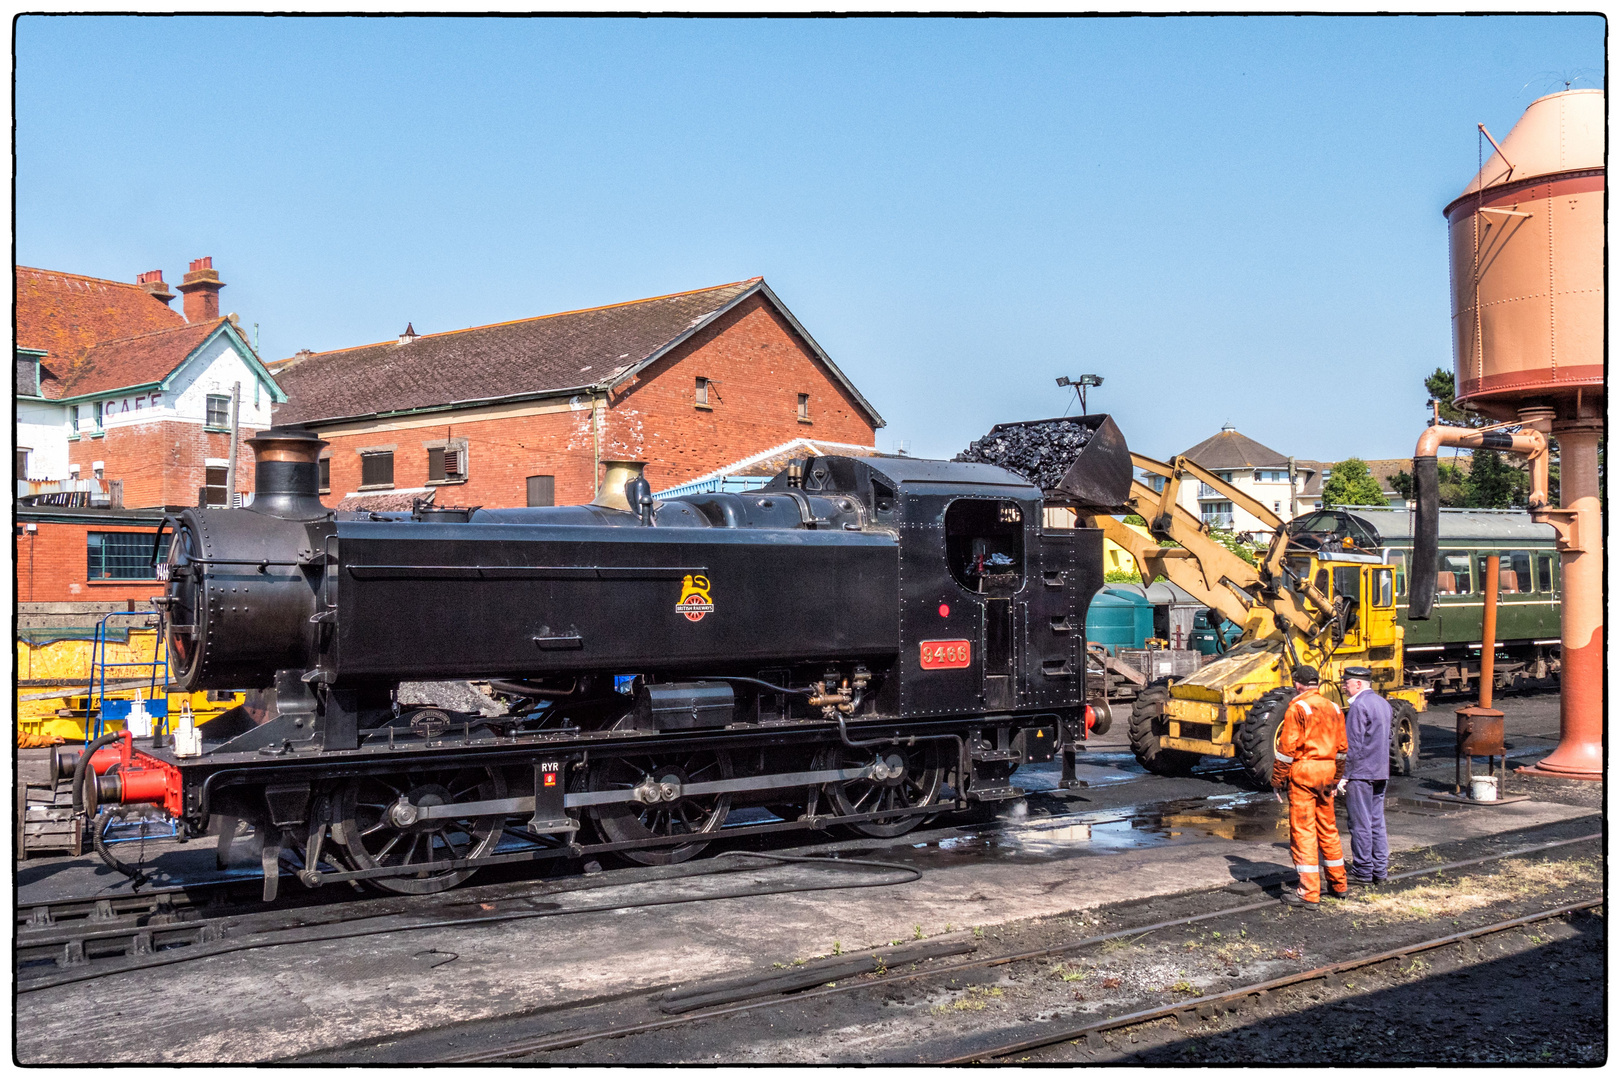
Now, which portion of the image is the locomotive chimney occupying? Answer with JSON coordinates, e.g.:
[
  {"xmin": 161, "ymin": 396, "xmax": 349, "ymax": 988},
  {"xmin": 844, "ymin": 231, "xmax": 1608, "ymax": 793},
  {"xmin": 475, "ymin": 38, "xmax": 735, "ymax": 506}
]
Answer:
[
  {"xmin": 246, "ymin": 427, "xmax": 330, "ymax": 519},
  {"xmin": 591, "ymin": 460, "xmax": 648, "ymax": 513}
]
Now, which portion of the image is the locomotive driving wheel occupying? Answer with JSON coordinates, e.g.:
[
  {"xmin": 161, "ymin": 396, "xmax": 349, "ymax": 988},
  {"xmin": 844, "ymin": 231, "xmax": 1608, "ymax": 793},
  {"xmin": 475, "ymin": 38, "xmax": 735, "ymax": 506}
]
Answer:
[
  {"xmin": 334, "ymin": 766, "xmax": 506, "ymax": 894},
  {"xmin": 817, "ymin": 743, "xmax": 944, "ymax": 838},
  {"xmin": 586, "ymin": 748, "xmax": 734, "ymax": 866}
]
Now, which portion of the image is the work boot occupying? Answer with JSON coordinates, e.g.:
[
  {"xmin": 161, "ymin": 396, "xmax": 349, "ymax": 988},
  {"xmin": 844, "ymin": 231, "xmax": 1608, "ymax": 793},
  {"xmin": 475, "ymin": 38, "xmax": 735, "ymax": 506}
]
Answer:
[
  {"xmin": 1280, "ymin": 891, "xmax": 1319, "ymax": 910},
  {"xmin": 1347, "ymin": 872, "xmax": 1377, "ymax": 885},
  {"xmin": 1329, "ymin": 887, "xmax": 1350, "ymax": 900}
]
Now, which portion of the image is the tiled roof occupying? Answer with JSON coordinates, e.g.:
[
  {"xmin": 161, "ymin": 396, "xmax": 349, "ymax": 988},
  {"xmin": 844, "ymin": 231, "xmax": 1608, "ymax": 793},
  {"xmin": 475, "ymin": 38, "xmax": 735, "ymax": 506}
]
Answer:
[
  {"xmin": 57, "ymin": 319, "xmax": 224, "ymax": 399},
  {"xmin": 1354, "ymin": 458, "xmax": 1415, "ymax": 493},
  {"xmin": 272, "ymin": 279, "xmax": 764, "ymax": 426},
  {"xmin": 15, "ymin": 267, "xmax": 188, "ymax": 394},
  {"xmin": 1179, "ymin": 428, "xmax": 1291, "ymax": 470}
]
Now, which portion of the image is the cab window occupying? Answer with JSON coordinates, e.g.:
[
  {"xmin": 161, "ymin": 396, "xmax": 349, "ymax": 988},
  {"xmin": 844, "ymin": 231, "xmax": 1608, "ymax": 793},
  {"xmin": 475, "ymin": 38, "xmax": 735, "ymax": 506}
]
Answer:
[
  {"xmin": 1387, "ymin": 550, "xmax": 1407, "ymax": 597},
  {"xmin": 945, "ymin": 499, "xmax": 1025, "ymax": 593},
  {"xmin": 1332, "ymin": 566, "xmax": 1361, "ymax": 603},
  {"xmin": 1374, "ymin": 568, "xmax": 1393, "ymax": 607}
]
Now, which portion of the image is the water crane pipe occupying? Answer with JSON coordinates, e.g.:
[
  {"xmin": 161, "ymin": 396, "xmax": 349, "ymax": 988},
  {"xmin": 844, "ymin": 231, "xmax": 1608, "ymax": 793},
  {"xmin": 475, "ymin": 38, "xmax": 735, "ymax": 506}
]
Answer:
[{"xmin": 1406, "ymin": 424, "xmax": 1547, "ymax": 621}]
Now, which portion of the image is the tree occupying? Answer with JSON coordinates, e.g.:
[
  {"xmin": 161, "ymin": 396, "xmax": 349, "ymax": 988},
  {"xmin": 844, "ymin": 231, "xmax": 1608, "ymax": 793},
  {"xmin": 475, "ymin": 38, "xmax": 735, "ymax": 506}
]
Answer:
[
  {"xmin": 1389, "ymin": 470, "xmax": 1413, "ymax": 501},
  {"xmin": 1321, "ymin": 457, "xmax": 1388, "ymax": 508},
  {"xmin": 1466, "ymin": 447, "xmax": 1527, "ymax": 508}
]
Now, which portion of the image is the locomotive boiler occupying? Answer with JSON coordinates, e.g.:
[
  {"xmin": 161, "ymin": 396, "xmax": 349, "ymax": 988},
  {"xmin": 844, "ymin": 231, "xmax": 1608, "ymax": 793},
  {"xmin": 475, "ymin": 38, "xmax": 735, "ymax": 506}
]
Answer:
[{"xmin": 65, "ymin": 421, "xmax": 1130, "ymax": 896}]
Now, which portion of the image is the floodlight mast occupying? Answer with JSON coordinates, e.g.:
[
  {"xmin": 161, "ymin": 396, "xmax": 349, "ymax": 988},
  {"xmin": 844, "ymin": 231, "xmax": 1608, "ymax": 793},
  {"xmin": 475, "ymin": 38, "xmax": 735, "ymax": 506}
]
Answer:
[{"xmin": 1056, "ymin": 373, "xmax": 1104, "ymax": 415}]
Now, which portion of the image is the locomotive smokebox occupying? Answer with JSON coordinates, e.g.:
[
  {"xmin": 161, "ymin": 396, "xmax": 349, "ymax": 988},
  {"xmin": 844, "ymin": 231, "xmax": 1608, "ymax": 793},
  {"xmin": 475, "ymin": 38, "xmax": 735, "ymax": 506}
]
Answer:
[{"xmin": 247, "ymin": 427, "xmax": 329, "ymax": 520}]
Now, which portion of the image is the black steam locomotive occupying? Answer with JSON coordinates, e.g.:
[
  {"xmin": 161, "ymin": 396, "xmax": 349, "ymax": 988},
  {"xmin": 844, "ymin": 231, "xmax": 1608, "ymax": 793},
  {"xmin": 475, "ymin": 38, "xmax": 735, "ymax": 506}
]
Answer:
[{"xmin": 69, "ymin": 421, "xmax": 1130, "ymax": 896}]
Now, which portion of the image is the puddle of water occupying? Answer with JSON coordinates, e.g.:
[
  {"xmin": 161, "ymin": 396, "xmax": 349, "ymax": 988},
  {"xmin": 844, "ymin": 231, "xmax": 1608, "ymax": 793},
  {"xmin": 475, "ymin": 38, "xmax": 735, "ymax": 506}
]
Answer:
[{"xmin": 892, "ymin": 790, "xmax": 1288, "ymax": 867}]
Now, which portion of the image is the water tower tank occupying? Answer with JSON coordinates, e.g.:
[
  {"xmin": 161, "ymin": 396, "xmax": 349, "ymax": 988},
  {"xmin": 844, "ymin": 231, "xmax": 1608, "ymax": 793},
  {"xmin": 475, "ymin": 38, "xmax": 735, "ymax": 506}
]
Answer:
[{"xmin": 1444, "ymin": 88, "xmax": 1604, "ymax": 422}]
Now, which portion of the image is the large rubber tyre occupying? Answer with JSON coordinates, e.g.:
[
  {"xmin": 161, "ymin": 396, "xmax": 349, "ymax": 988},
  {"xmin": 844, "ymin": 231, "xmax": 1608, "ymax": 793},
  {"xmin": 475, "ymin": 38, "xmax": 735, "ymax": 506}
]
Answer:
[
  {"xmin": 1389, "ymin": 699, "xmax": 1421, "ymax": 777},
  {"xmin": 1128, "ymin": 681, "xmax": 1200, "ymax": 777},
  {"xmin": 1236, "ymin": 686, "xmax": 1295, "ymax": 791}
]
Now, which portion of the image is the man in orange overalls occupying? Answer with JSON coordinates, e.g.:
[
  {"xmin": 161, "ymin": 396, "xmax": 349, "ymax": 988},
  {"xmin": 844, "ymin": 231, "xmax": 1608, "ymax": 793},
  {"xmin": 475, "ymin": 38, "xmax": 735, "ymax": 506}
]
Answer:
[{"xmin": 1271, "ymin": 665, "xmax": 1349, "ymax": 909}]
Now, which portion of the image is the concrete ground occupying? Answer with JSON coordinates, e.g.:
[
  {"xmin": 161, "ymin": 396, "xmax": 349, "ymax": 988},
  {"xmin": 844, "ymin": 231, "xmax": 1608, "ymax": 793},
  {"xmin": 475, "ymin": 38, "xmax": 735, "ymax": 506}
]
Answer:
[{"xmin": 14, "ymin": 689, "xmax": 1601, "ymax": 1064}]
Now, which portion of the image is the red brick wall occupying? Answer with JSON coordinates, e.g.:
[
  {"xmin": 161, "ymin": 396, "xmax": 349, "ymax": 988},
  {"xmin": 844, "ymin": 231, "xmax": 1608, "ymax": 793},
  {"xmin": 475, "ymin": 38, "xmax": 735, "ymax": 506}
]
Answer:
[
  {"xmin": 68, "ymin": 421, "xmax": 259, "ymax": 509},
  {"xmin": 601, "ymin": 294, "xmax": 876, "ymax": 488},
  {"xmin": 15, "ymin": 522, "xmax": 166, "ymax": 604},
  {"xmin": 318, "ymin": 409, "xmax": 600, "ymax": 510},
  {"xmin": 312, "ymin": 293, "xmax": 878, "ymax": 509}
]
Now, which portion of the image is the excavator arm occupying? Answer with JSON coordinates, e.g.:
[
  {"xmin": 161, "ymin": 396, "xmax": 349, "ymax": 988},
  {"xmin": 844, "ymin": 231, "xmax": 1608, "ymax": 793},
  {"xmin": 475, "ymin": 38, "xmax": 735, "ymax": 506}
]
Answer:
[{"xmin": 1090, "ymin": 452, "xmax": 1333, "ymax": 639}]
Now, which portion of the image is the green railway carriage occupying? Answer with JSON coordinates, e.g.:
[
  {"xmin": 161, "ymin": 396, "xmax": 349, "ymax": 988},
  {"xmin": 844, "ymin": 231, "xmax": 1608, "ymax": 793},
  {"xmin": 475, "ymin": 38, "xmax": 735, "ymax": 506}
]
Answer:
[{"xmin": 1304, "ymin": 507, "xmax": 1561, "ymax": 695}]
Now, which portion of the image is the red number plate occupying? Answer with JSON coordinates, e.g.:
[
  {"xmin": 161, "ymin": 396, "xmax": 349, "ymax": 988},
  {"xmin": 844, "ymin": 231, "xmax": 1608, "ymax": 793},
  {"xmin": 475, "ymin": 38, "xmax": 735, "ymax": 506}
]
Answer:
[{"xmin": 920, "ymin": 639, "xmax": 972, "ymax": 670}]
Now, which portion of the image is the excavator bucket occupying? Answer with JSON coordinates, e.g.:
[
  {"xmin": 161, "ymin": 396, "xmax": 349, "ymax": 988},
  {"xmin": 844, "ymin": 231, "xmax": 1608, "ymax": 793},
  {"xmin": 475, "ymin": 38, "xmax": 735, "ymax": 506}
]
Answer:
[{"xmin": 957, "ymin": 414, "xmax": 1134, "ymax": 511}]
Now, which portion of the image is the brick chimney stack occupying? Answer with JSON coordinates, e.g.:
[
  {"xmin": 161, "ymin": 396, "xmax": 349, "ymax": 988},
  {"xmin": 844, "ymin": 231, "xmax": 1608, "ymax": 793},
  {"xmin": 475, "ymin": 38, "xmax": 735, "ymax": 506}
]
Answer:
[
  {"xmin": 137, "ymin": 269, "xmax": 175, "ymax": 307},
  {"xmin": 177, "ymin": 257, "xmax": 225, "ymax": 323}
]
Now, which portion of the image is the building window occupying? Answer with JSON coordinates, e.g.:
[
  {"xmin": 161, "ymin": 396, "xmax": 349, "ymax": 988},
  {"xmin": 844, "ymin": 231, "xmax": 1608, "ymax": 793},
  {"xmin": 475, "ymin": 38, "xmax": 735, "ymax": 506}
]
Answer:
[
  {"xmin": 527, "ymin": 475, "xmax": 556, "ymax": 507},
  {"xmin": 16, "ymin": 448, "xmax": 30, "ymax": 479},
  {"xmin": 798, "ymin": 393, "xmax": 811, "ymax": 422},
  {"xmin": 93, "ymin": 401, "xmax": 104, "ymax": 432},
  {"xmin": 361, "ymin": 451, "xmax": 394, "ymax": 489},
  {"xmin": 70, "ymin": 406, "xmax": 80, "ymax": 436},
  {"xmin": 87, "ymin": 531, "xmax": 160, "ymax": 580},
  {"xmin": 695, "ymin": 377, "xmax": 712, "ymax": 409},
  {"xmin": 427, "ymin": 444, "xmax": 467, "ymax": 484},
  {"xmin": 318, "ymin": 457, "xmax": 331, "ymax": 494},
  {"xmin": 1200, "ymin": 500, "xmax": 1234, "ymax": 529},
  {"xmin": 204, "ymin": 466, "xmax": 229, "ymax": 507},
  {"xmin": 206, "ymin": 394, "xmax": 231, "ymax": 429}
]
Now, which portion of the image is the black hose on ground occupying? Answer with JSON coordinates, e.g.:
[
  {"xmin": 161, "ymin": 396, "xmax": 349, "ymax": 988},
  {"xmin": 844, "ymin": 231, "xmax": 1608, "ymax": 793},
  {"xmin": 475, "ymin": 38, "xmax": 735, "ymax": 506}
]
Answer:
[
  {"xmin": 92, "ymin": 808, "xmax": 151, "ymax": 891},
  {"xmin": 1409, "ymin": 454, "xmax": 1440, "ymax": 620}
]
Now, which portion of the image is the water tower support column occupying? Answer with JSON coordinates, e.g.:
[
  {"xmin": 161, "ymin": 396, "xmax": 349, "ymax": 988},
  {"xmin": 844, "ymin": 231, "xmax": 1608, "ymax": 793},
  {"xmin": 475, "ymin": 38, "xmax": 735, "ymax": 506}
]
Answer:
[{"xmin": 1521, "ymin": 419, "xmax": 1603, "ymax": 780}]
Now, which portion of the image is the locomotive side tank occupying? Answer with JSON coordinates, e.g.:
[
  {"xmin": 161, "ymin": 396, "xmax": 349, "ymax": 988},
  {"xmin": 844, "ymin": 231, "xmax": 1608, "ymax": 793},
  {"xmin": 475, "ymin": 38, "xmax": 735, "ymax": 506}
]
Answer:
[{"xmin": 80, "ymin": 421, "xmax": 1126, "ymax": 895}]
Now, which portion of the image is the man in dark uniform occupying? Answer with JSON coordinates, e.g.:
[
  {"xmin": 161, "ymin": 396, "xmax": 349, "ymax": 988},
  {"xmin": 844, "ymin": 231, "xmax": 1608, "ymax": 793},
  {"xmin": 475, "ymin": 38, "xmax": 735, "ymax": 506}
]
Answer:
[{"xmin": 1337, "ymin": 666, "xmax": 1392, "ymax": 884}]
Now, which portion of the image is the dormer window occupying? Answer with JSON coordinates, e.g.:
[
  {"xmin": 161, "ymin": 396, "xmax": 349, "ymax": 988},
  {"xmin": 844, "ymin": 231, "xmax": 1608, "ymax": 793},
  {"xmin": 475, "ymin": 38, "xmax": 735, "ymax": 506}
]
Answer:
[{"xmin": 695, "ymin": 377, "xmax": 712, "ymax": 409}]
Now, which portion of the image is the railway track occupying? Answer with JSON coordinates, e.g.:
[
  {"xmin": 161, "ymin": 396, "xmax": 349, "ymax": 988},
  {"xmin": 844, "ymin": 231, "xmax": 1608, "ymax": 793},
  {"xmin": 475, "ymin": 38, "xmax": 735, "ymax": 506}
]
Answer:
[
  {"xmin": 16, "ymin": 850, "xmax": 920, "ymax": 993},
  {"xmin": 938, "ymin": 897, "xmax": 1604, "ymax": 1063},
  {"xmin": 424, "ymin": 829, "xmax": 1601, "ymax": 1064}
]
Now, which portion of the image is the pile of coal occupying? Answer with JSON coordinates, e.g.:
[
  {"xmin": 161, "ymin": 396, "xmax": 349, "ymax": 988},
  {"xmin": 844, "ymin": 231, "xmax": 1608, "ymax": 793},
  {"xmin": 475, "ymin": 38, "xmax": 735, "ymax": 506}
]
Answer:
[{"xmin": 955, "ymin": 420, "xmax": 1095, "ymax": 490}]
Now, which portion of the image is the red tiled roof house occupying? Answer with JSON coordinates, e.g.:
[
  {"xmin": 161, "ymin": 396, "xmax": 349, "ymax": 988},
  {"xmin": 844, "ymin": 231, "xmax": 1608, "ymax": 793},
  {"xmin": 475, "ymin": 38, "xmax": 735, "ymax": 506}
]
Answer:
[
  {"xmin": 270, "ymin": 278, "xmax": 884, "ymax": 510},
  {"xmin": 15, "ymin": 259, "xmax": 286, "ymax": 508}
]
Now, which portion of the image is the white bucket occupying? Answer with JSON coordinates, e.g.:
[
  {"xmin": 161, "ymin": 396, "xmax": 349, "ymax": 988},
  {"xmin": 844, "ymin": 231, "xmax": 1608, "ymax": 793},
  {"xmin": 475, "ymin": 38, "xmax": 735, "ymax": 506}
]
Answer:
[{"xmin": 1470, "ymin": 775, "xmax": 1499, "ymax": 802}]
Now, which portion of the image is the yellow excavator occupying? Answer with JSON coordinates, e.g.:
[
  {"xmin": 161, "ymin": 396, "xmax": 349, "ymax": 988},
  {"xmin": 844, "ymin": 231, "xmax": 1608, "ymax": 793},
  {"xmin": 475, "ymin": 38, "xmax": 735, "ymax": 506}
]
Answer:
[{"xmin": 1086, "ymin": 452, "xmax": 1426, "ymax": 789}]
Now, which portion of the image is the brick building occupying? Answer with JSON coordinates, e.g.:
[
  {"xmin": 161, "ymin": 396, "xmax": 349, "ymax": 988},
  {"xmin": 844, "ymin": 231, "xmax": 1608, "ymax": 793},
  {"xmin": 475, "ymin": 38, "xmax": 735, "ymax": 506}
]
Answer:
[
  {"xmin": 15, "ymin": 259, "xmax": 285, "ymax": 604},
  {"xmin": 270, "ymin": 278, "xmax": 884, "ymax": 509},
  {"xmin": 15, "ymin": 259, "xmax": 285, "ymax": 508},
  {"xmin": 15, "ymin": 506, "xmax": 170, "ymax": 604}
]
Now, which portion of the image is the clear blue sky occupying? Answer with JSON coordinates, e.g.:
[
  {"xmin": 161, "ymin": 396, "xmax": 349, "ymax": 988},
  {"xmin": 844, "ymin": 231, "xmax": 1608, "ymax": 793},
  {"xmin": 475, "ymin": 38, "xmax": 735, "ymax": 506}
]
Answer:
[{"xmin": 16, "ymin": 15, "xmax": 1604, "ymax": 463}]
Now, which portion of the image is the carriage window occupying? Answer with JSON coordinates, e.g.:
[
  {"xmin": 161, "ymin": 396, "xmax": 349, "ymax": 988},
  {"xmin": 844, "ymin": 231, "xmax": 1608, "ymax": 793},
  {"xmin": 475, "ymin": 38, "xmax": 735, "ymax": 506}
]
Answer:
[
  {"xmin": 945, "ymin": 499, "xmax": 1025, "ymax": 593},
  {"xmin": 1437, "ymin": 552, "xmax": 1472, "ymax": 595},
  {"xmin": 1536, "ymin": 554, "xmax": 1556, "ymax": 594},
  {"xmin": 1506, "ymin": 551, "xmax": 1532, "ymax": 593},
  {"xmin": 1374, "ymin": 568, "xmax": 1393, "ymax": 607},
  {"xmin": 1387, "ymin": 551, "xmax": 1407, "ymax": 597}
]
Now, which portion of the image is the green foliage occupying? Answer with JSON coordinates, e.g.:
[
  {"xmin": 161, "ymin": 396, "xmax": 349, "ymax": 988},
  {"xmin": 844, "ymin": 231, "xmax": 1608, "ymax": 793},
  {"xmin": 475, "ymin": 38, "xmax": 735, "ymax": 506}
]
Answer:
[
  {"xmin": 1104, "ymin": 569, "xmax": 1142, "ymax": 583},
  {"xmin": 1466, "ymin": 447, "xmax": 1527, "ymax": 508},
  {"xmin": 1424, "ymin": 367, "xmax": 1484, "ymax": 428},
  {"xmin": 1205, "ymin": 527, "xmax": 1260, "ymax": 566},
  {"xmin": 1388, "ymin": 470, "xmax": 1413, "ymax": 501},
  {"xmin": 1436, "ymin": 462, "xmax": 1469, "ymax": 508},
  {"xmin": 1322, "ymin": 457, "xmax": 1387, "ymax": 508},
  {"xmin": 1123, "ymin": 513, "xmax": 1147, "ymax": 526}
]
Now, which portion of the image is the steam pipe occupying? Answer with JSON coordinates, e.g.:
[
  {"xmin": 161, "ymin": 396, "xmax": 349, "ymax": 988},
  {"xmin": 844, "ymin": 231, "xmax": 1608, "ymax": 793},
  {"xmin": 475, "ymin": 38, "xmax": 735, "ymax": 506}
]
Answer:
[{"xmin": 1408, "ymin": 424, "xmax": 1547, "ymax": 620}]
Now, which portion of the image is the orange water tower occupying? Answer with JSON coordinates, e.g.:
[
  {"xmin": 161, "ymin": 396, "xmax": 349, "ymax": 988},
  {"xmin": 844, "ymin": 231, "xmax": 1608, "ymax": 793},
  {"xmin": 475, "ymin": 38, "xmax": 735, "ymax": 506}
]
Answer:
[{"xmin": 1421, "ymin": 88, "xmax": 1604, "ymax": 780}]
